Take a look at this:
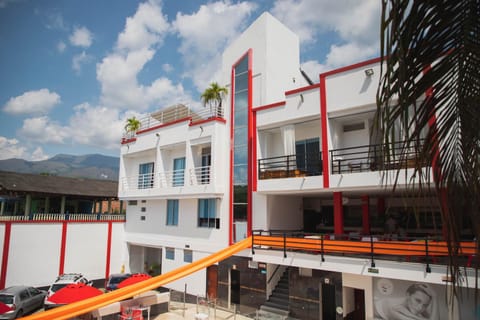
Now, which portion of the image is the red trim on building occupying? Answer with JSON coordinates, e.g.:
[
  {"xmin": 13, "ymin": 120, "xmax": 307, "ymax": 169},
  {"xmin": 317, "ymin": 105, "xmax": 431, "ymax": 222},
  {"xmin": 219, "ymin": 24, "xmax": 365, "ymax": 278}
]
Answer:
[
  {"xmin": 253, "ymin": 101, "xmax": 286, "ymax": 112},
  {"xmin": 105, "ymin": 221, "xmax": 113, "ymax": 281},
  {"xmin": 333, "ymin": 192, "xmax": 344, "ymax": 235},
  {"xmin": 229, "ymin": 65, "xmax": 235, "ymax": 245},
  {"xmin": 58, "ymin": 222, "xmax": 67, "ymax": 275},
  {"xmin": 190, "ymin": 117, "xmax": 227, "ymax": 126},
  {"xmin": 0, "ymin": 222, "xmax": 11, "ymax": 289},
  {"xmin": 121, "ymin": 137, "xmax": 137, "ymax": 144},
  {"xmin": 285, "ymin": 83, "xmax": 321, "ymax": 96},
  {"xmin": 252, "ymin": 112, "xmax": 257, "ymax": 192},
  {"xmin": 137, "ymin": 117, "xmax": 192, "ymax": 135},
  {"xmin": 319, "ymin": 74, "xmax": 330, "ymax": 188},
  {"xmin": 361, "ymin": 195, "xmax": 370, "ymax": 234},
  {"xmin": 321, "ymin": 57, "xmax": 382, "ymax": 77},
  {"xmin": 247, "ymin": 49, "xmax": 253, "ymax": 238}
]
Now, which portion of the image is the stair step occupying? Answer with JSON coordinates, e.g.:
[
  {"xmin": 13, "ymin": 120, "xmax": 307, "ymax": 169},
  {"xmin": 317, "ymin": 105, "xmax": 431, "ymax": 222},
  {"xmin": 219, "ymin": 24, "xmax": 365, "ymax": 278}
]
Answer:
[
  {"xmin": 264, "ymin": 301, "xmax": 289, "ymax": 311},
  {"xmin": 261, "ymin": 305, "xmax": 290, "ymax": 315}
]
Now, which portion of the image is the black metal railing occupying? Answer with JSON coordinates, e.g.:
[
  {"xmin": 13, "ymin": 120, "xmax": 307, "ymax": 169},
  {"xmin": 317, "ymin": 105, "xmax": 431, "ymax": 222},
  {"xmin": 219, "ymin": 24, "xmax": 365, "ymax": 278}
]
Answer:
[
  {"xmin": 329, "ymin": 140, "xmax": 428, "ymax": 174},
  {"xmin": 251, "ymin": 230, "xmax": 477, "ymax": 272},
  {"xmin": 258, "ymin": 153, "xmax": 322, "ymax": 180}
]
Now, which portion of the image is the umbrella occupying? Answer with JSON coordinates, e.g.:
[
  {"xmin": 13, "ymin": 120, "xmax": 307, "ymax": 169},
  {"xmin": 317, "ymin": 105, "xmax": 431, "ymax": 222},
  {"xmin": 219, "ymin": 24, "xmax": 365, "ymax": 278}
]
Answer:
[
  {"xmin": 47, "ymin": 283, "xmax": 103, "ymax": 304},
  {"xmin": 117, "ymin": 273, "xmax": 152, "ymax": 288},
  {"xmin": 0, "ymin": 302, "xmax": 12, "ymax": 314}
]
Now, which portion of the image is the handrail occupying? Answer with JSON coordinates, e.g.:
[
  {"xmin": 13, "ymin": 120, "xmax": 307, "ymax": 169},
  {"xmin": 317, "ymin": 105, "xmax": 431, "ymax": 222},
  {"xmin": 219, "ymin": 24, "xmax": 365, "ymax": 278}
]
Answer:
[
  {"xmin": 0, "ymin": 214, "xmax": 126, "ymax": 222},
  {"xmin": 267, "ymin": 264, "xmax": 282, "ymax": 284},
  {"xmin": 251, "ymin": 231, "xmax": 477, "ymax": 272}
]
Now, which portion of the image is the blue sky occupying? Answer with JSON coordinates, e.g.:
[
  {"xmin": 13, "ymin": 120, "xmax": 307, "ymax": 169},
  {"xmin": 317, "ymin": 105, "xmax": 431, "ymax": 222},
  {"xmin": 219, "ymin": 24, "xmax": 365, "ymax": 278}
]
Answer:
[{"xmin": 0, "ymin": 0, "xmax": 380, "ymax": 160}]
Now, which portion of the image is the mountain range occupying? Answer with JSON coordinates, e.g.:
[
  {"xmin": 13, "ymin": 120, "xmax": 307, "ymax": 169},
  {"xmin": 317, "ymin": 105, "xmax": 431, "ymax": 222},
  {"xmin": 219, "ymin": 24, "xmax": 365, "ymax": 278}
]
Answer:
[{"xmin": 0, "ymin": 154, "xmax": 119, "ymax": 181}]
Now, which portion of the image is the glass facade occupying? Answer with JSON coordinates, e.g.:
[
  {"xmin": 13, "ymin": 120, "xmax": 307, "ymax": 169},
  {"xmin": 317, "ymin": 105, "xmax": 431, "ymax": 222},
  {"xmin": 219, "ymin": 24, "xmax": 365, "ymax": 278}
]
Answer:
[{"xmin": 232, "ymin": 54, "xmax": 249, "ymax": 241}]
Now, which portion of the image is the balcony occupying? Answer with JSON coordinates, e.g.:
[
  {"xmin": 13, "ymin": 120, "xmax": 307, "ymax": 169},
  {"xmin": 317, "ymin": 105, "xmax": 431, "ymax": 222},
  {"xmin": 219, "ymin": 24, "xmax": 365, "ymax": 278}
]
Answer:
[
  {"xmin": 122, "ymin": 104, "xmax": 224, "ymax": 141},
  {"xmin": 258, "ymin": 153, "xmax": 322, "ymax": 180},
  {"xmin": 120, "ymin": 166, "xmax": 212, "ymax": 192},
  {"xmin": 329, "ymin": 141, "xmax": 428, "ymax": 174},
  {"xmin": 0, "ymin": 213, "xmax": 125, "ymax": 222},
  {"xmin": 251, "ymin": 230, "xmax": 476, "ymax": 271}
]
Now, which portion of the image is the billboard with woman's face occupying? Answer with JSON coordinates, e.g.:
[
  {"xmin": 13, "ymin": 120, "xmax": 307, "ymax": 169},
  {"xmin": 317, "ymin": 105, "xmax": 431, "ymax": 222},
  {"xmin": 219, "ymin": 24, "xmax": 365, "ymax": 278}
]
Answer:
[{"xmin": 373, "ymin": 278, "xmax": 478, "ymax": 320}]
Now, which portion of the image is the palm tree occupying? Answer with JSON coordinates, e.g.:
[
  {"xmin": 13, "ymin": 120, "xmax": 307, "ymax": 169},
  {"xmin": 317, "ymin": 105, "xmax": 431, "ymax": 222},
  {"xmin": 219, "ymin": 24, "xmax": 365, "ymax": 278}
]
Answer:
[
  {"xmin": 377, "ymin": 0, "xmax": 479, "ymax": 293},
  {"xmin": 124, "ymin": 117, "xmax": 141, "ymax": 136},
  {"xmin": 201, "ymin": 82, "xmax": 228, "ymax": 116}
]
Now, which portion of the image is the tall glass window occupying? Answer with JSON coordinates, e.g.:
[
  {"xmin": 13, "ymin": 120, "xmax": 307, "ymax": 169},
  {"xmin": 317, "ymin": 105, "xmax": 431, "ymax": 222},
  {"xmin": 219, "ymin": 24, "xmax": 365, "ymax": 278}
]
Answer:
[
  {"xmin": 232, "ymin": 54, "xmax": 249, "ymax": 241},
  {"xmin": 166, "ymin": 199, "xmax": 179, "ymax": 226},
  {"xmin": 198, "ymin": 198, "xmax": 217, "ymax": 228},
  {"xmin": 172, "ymin": 157, "xmax": 185, "ymax": 187}
]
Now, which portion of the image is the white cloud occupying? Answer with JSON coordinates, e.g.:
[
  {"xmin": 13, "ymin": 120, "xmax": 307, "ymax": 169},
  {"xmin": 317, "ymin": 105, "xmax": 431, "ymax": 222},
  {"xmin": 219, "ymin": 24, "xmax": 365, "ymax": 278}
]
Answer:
[
  {"xmin": 272, "ymin": 0, "xmax": 381, "ymax": 69},
  {"xmin": 173, "ymin": 1, "xmax": 257, "ymax": 90},
  {"xmin": 69, "ymin": 26, "xmax": 93, "ymax": 48},
  {"xmin": 96, "ymin": 0, "xmax": 192, "ymax": 112},
  {"xmin": 162, "ymin": 63, "xmax": 173, "ymax": 73},
  {"xmin": 68, "ymin": 103, "xmax": 124, "ymax": 150},
  {"xmin": 30, "ymin": 147, "xmax": 49, "ymax": 161},
  {"xmin": 301, "ymin": 60, "xmax": 326, "ymax": 81},
  {"xmin": 0, "ymin": 136, "xmax": 26, "ymax": 160},
  {"xmin": 3, "ymin": 89, "xmax": 61, "ymax": 115},
  {"xmin": 19, "ymin": 116, "xmax": 69, "ymax": 144},
  {"xmin": 72, "ymin": 51, "xmax": 92, "ymax": 73},
  {"xmin": 57, "ymin": 41, "xmax": 66, "ymax": 53},
  {"xmin": 116, "ymin": 0, "xmax": 169, "ymax": 52}
]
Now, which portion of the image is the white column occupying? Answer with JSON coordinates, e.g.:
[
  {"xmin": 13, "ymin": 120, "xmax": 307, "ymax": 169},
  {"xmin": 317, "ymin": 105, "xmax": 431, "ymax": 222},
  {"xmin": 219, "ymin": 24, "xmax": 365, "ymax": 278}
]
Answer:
[
  {"xmin": 24, "ymin": 194, "xmax": 32, "ymax": 216},
  {"xmin": 60, "ymin": 196, "xmax": 66, "ymax": 214},
  {"xmin": 45, "ymin": 197, "xmax": 50, "ymax": 213}
]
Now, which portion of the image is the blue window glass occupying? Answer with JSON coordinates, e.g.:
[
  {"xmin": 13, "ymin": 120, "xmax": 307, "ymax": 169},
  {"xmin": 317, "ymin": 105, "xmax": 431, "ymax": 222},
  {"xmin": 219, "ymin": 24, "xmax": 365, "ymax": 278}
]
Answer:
[
  {"xmin": 295, "ymin": 138, "xmax": 322, "ymax": 175},
  {"xmin": 235, "ymin": 72, "xmax": 248, "ymax": 92},
  {"xmin": 166, "ymin": 199, "xmax": 178, "ymax": 226},
  {"xmin": 138, "ymin": 162, "xmax": 154, "ymax": 189},
  {"xmin": 172, "ymin": 157, "xmax": 185, "ymax": 186},
  {"xmin": 184, "ymin": 249, "xmax": 193, "ymax": 263},
  {"xmin": 198, "ymin": 198, "xmax": 217, "ymax": 228},
  {"xmin": 165, "ymin": 248, "xmax": 175, "ymax": 260},
  {"xmin": 234, "ymin": 127, "xmax": 248, "ymax": 148}
]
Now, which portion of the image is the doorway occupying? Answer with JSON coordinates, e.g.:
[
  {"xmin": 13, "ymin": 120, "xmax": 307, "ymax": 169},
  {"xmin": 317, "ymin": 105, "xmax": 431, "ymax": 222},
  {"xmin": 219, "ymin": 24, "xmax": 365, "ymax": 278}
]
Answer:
[{"xmin": 206, "ymin": 265, "xmax": 218, "ymax": 300}]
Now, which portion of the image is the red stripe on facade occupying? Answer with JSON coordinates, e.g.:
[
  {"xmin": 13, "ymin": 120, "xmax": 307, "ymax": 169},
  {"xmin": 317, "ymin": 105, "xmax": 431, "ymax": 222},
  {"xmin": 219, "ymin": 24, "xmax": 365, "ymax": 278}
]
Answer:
[
  {"xmin": 321, "ymin": 57, "xmax": 382, "ymax": 77},
  {"xmin": 190, "ymin": 117, "xmax": 227, "ymax": 126},
  {"xmin": 105, "ymin": 221, "xmax": 113, "ymax": 281},
  {"xmin": 247, "ymin": 49, "xmax": 253, "ymax": 238},
  {"xmin": 252, "ymin": 112, "xmax": 257, "ymax": 192},
  {"xmin": 285, "ymin": 83, "xmax": 321, "ymax": 96},
  {"xmin": 58, "ymin": 222, "xmax": 67, "ymax": 275},
  {"xmin": 137, "ymin": 117, "xmax": 192, "ymax": 135},
  {"xmin": 229, "ymin": 65, "xmax": 235, "ymax": 245},
  {"xmin": 319, "ymin": 74, "xmax": 330, "ymax": 188},
  {"xmin": 253, "ymin": 101, "xmax": 286, "ymax": 112},
  {"xmin": 0, "ymin": 222, "xmax": 11, "ymax": 289}
]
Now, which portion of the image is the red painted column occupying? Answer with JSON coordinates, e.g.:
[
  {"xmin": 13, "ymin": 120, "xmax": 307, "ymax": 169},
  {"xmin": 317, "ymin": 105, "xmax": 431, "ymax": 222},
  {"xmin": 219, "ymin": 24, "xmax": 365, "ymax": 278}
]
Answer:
[
  {"xmin": 333, "ymin": 192, "xmax": 344, "ymax": 236},
  {"xmin": 105, "ymin": 221, "xmax": 113, "ymax": 281},
  {"xmin": 319, "ymin": 74, "xmax": 330, "ymax": 188},
  {"xmin": 361, "ymin": 195, "xmax": 370, "ymax": 235},
  {"xmin": 58, "ymin": 221, "xmax": 67, "ymax": 275},
  {"xmin": 0, "ymin": 222, "xmax": 12, "ymax": 289}
]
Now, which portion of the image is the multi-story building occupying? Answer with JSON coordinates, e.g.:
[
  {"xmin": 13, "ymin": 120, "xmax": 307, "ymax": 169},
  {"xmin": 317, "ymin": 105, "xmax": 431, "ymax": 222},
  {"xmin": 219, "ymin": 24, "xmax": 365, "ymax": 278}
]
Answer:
[{"xmin": 118, "ymin": 12, "xmax": 477, "ymax": 320}]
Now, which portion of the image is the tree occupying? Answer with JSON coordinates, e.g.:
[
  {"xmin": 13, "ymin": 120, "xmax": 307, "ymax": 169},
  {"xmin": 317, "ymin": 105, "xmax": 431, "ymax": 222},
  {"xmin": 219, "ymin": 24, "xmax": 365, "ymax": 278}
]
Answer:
[
  {"xmin": 201, "ymin": 82, "xmax": 228, "ymax": 116},
  {"xmin": 124, "ymin": 117, "xmax": 141, "ymax": 134},
  {"xmin": 377, "ymin": 0, "xmax": 479, "ymax": 294}
]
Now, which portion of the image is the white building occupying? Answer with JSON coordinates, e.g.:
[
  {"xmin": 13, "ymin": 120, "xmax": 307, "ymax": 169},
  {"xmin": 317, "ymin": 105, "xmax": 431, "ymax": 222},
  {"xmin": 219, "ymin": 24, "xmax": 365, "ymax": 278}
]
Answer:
[{"xmin": 118, "ymin": 12, "xmax": 477, "ymax": 320}]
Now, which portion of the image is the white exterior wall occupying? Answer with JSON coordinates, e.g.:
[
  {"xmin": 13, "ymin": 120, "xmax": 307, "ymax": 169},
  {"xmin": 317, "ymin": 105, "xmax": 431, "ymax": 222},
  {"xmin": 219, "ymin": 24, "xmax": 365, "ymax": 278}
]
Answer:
[
  {"xmin": 267, "ymin": 195, "xmax": 303, "ymax": 230},
  {"xmin": 0, "ymin": 222, "xmax": 125, "ymax": 288}
]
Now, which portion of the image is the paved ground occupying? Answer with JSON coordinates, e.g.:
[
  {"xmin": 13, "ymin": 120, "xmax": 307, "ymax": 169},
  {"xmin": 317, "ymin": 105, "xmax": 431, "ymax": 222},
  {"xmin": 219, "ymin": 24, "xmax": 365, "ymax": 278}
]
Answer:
[{"xmin": 152, "ymin": 303, "xmax": 254, "ymax": 320}]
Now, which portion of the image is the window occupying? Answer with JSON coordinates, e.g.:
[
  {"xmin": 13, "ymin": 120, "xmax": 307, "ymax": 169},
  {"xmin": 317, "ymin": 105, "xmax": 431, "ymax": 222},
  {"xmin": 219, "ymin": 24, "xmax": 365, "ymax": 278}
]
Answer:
[
  {"xmin": 172, "ymin": 157, "xmax": 186, "ymax": 186},
  {"xmin": 296, "ymin": 138, "xmax": 322, "ymax": 175},
  {"xmin": 138, "ymin": 162, "xmax": 154, "ymax": 189},
  {"xmin": 184, "ymin": 249, "xmax": 193, "ymax": 263},
  {"xmin": 166, "ymin": 200, "xmax": 179, "ymax": 226},
  {"xmin": 165, "ymin": 247, "xmax": 175, "ymax": 260},
  {"xmin": 128, "ymin": 200, "xmax": 138, "ymax": 206},
  {"xmin": 198, "ymin": 198, "xmax": 217, "ymax": 228}
]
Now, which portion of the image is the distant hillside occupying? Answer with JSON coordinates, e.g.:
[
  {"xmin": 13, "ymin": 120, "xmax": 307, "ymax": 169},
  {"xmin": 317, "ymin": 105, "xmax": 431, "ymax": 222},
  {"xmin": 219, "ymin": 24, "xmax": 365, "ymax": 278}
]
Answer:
[{"xmin": 0, "ymin": 154, "xmax": 119, "ymax": 180}]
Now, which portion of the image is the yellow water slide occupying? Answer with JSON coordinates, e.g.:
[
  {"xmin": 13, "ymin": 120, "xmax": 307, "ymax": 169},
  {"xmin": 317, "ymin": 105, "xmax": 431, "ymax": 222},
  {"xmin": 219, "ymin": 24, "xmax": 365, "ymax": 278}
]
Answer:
[{"xmin": 21, "ymin": 237, "xmax": 252, "ymax": 320}]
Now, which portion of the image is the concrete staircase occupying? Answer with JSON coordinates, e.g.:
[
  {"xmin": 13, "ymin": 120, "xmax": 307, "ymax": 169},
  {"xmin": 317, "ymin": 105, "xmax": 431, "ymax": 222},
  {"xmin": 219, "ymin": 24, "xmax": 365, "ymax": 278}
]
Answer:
[{"xmin": 259, "ymin": 268, "xmax": 290, "ymax": 319}]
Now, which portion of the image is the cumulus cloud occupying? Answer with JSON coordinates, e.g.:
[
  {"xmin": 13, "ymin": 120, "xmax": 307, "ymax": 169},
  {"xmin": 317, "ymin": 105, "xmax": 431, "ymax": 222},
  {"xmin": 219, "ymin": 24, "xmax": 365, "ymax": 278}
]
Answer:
[
  {"xmin": 97, "ymin": 0, "xmax": 193, "ymax": 112},
  {"xmin": 0, "ymin": 136, "xmax": 26, "ymax": 160},
  {"xmin": 116, "ymin": 0, "xmax": 169, "ymax": 52},
  {"xmin": 19, "ymin": 116, "xmax": 69, "ymax": 144},
  {"xmin": 3, "ymin": 89, "xmax": 61, "ymax": 115},
  {"xmin": 173, "ymin": 1, "xmax": 257, "ymax": 90},
  {"xmin": 272, "ymin": 0, "xmax": 380, "ymax": 70},
  {"xmin": 69, "ymin": 26, "xmax": 93, "ymax": 47},
  {"xmin": 30, "ymin": 147, "xmax": 49, "ymax": 161},
  {"xmin": 72, "ymin": 51, "xmax": 93, "ymax": 73}
]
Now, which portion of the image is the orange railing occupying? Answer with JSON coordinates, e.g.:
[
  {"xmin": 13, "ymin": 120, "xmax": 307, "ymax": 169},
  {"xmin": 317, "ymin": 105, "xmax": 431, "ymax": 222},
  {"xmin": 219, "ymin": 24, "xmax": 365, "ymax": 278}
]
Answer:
[{"xmin": 251, "ymin": 231, "xmax": 477, "ymax": 272}]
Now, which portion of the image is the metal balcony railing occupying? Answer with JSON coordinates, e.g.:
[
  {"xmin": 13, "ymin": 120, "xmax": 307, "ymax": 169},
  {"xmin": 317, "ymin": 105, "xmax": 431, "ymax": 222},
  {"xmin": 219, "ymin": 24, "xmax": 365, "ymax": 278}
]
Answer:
[
  {"xmin": 121, "ymin": 166, "xmax": 212, "ymax": 191},
  {"xmin": 258, "ymin": 153, "xmax": 322, "ymax": 180},
  {"xmin": 251, "ymin": 230, "xmax": 477, "ymax": 272},
  {"xmin": 330, "ymin": 141, "xmax": 428, "ymax": 174},
  {"xmin": 0, "ymin": 214, "xmax": 126, "ymax": 222}
]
